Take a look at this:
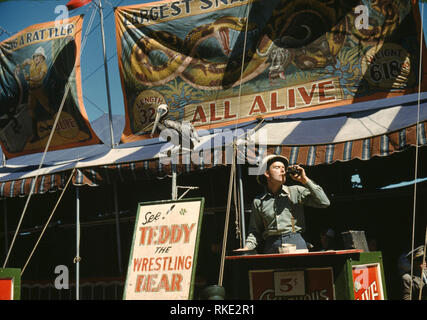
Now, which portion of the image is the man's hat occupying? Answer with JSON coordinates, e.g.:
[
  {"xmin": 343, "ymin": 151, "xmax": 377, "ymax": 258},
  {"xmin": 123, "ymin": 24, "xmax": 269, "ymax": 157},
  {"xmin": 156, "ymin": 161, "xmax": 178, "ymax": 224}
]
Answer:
[
  {"xmin": 256, "ymin": 154, "xmax": 289, "ymax": 186},
  {"xmin": 406, "ymin": 245, "xmax": 425, "ymax": 260},
  {"xmin": 33, "ymin": 47, "xmax": 46, "ymax": 59}
]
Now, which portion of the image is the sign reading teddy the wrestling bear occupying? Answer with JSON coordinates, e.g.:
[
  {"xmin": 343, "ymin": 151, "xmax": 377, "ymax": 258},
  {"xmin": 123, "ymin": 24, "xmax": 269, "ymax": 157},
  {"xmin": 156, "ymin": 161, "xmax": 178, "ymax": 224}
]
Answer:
[{"xmin": 123, "ymin": 198, "xmax": 204, "ymax": 300}]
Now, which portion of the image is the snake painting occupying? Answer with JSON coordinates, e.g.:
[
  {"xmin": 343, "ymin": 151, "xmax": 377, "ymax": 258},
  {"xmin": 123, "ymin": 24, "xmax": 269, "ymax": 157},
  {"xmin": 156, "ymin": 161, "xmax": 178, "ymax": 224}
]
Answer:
[
  {"xmin": 128, "ymin": 0, "xmax": 412, "ymax": 91},
  {"xmin": 130, "ymin": 16, "xmax": 269, "ymax": 90}
]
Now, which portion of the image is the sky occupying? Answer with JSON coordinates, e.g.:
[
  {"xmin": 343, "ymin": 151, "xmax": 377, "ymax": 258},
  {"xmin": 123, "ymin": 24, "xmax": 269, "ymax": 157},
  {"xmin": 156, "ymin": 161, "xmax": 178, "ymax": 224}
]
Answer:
[{"xmin": 1, "ymin": 0, "xmax": 426, "ymax": 125}]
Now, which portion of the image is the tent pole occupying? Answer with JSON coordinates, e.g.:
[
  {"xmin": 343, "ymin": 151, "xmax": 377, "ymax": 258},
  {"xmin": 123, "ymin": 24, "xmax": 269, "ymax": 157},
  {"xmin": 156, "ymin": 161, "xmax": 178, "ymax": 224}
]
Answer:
[
  {"xmin": 75, "ymin": 186, "xmax": 80, "ymax": 300},
  {"xmin": 98, "ymin": 0, "xmax": 115, "ymax": 148},
  {"xmin": 237, "ymin": 164, "xmax": 246, "ymax": 247},
  {"xmin": 172, "ymin": 164, "xmax": 177, "ymax": 200},
  {"xmin": 218, "ymin": 148, "xmax": 236, "ymax": 286},
  {"xmin": 113, "ymin": 182, "xmax": 123, "ymax": 274},
  {"xmin": 3, "ymin": 200, "xmax": 8, "ymax": 258}
]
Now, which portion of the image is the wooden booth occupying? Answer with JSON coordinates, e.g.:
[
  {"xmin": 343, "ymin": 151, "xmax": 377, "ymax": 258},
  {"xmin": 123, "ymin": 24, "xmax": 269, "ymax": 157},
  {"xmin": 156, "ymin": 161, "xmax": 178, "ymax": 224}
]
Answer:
[{"xmin": 224, "ymin": 250, "xmax": 386, "ymax": 300}]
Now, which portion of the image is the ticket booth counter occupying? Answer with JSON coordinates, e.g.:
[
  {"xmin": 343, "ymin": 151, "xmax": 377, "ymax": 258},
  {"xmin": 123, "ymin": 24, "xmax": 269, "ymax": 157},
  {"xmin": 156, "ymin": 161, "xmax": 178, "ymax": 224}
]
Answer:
[{"xmin": 224, "ymin": 250, "xmax": 386, "ymax": 300}]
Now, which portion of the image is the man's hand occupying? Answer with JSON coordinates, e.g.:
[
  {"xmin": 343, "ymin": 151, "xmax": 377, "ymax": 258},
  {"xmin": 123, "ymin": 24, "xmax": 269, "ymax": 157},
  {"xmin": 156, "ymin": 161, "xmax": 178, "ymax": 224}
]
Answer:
[
  {"xmin": 288, "ymin": 164, "xmax": 309, "ymax": 184},
  {"xmin": 233, "ymin": 247, "xmax": 250, "ymax": 252}
]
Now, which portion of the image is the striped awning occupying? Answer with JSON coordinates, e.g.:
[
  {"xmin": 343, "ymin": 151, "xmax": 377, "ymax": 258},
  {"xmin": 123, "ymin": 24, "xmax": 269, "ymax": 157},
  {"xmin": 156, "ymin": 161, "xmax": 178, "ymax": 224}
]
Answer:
[
  {"xmin": 0, "ymin": 171, "xmax": 71, "ymax": 199},
  {"xmin": 248, "ymin": 92, "xmax": 427, "ymax": 165},
  {"xmin": 263, "ymin": 121, "xmax": 426, "ymax": 166},
  {"xmin": 0, "ymin": 93, "xmax": 426, "ymax": 198}
]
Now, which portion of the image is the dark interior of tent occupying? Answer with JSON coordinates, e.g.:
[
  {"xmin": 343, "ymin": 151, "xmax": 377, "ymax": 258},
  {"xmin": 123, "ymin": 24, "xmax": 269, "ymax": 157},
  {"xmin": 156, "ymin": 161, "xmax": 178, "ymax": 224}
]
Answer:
[{"xmin": 0, "ymin": 143, "xmax": 426, "ymax": 300}]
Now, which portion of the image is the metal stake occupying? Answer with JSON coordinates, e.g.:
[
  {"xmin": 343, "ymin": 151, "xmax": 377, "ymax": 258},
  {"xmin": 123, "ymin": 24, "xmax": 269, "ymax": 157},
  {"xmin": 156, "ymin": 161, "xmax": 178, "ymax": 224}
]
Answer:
[
  {"xmin": 75, "ymin": 187, "xmax": 80, "ymax": 300},
  {"xmin": 172, "ymin": 164, "xmax": 177, "ymax": 200},
  {"xmin": 113, "ymin": 182, "xmax": 122, "ymax": 274},
  {"xmin": 3, "ymin": 200, "xmax": 8, "ymax": 258},
  {"xmin": 237, "ymin": 164, "xmax": 246, "ymax": 247}
]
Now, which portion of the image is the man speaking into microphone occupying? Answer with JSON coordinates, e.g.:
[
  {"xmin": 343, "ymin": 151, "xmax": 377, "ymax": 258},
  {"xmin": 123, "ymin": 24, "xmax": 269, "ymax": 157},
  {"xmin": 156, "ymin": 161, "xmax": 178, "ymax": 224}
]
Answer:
[{"xmin": 235, "ymin": 155, "xmax": 330, "ymax": 254}]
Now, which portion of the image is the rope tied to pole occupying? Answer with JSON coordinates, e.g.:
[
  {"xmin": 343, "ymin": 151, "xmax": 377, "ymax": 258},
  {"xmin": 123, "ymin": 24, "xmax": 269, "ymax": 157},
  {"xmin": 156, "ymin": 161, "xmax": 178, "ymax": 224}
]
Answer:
[
  {"xmin": 3, "ymin": 81, "xmax": 72, "ymax": 269},
  {"xmin": 1, "ymin": 12, "xmax": 93, "ymax": 269},
  {"xmin": 409, "ymin": 0, "xmax": 425, "ymax": 300},
  {"xmin": 20, "ymin": 168, "xmax": 76, "ymax": 276},
  {"xmin": 218, "ymin": 144, "xmax": 237, "ymax": 287}
]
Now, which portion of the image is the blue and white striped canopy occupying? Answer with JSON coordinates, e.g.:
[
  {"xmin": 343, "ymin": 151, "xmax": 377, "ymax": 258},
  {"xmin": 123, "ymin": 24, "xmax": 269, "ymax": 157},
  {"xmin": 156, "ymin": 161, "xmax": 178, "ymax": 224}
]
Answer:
[{"xmin": 0, "ymin": 92, "xmax": 425, "ymax": 198}]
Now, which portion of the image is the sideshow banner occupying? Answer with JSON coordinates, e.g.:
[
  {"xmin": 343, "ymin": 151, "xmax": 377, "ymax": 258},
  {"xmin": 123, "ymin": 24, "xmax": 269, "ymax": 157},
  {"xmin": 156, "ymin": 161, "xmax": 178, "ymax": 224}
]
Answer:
[
  {"xmin": 352, "ymin": 263, "xmax": 384, "ymax": 300},
  {"xmin": 0, "ymin": 15, "xmax": 101, "ymax": 158},
  {"xmin": 115, "ymin": 0, "xmax": 426, "ymax": 143},
  {"xmin": 123, "ymin": 198, "xmax": 204, "ymax": 300},
  {"xmin": 249, "ymin": 267, "xmax": 335, "ymax": 300}
]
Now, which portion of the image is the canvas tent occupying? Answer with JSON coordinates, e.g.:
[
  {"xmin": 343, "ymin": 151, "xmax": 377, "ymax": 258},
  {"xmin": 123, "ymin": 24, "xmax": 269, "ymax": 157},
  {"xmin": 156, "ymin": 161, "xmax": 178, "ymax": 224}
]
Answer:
[{"xmin": 1, "ymin": 0, "xmax": 427, "ymax": 300}]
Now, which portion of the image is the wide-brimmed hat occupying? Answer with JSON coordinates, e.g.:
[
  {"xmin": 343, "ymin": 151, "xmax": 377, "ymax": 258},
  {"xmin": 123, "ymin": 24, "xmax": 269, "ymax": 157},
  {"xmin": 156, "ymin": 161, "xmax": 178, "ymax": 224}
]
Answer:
[
  {"xmin": 406, "ymin": 245, "xmax": 425, "ymax": 260},
  {"xmin": 256, "ymin": 154, "xmax": 289, "ymax": 185}
]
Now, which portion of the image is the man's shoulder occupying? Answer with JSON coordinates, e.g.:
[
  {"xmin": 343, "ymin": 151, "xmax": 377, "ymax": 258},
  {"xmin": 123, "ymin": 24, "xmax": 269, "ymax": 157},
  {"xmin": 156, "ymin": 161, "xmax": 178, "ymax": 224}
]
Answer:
[
  {"xmin": 253, "ymin": 189, "xmax": 276, "ymax": 205},
  {"xmin": 253, "ymin": 192, "xmax": 268, "ymax": 202},
  {"xmin": 287, "ymin": 184, "xmax": 307, "ymax": 193}
]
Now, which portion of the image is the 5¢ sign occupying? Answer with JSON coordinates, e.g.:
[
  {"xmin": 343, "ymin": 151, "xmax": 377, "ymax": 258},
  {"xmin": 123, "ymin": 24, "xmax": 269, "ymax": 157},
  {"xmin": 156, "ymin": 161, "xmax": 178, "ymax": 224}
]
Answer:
[{"xmin": 274, "ymin": 271, "xmax": 305, "ymax": 296}]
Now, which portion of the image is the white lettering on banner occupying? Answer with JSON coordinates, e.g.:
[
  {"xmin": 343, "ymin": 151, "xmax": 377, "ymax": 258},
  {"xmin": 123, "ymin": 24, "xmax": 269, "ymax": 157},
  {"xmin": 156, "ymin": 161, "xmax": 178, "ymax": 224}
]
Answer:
[
  {"xmin": 259, "ymin": 289, "xmax": 330, "ymax": 300},
  {"xmin": 356, "ymin": 281, "xmax": 379, "ymax": 300}
]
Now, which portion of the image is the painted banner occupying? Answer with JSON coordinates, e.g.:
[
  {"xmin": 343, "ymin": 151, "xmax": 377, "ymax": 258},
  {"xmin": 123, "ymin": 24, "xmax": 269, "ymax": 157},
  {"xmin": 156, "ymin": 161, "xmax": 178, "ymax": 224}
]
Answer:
[
  {"xmin": 352, "ymin": 263, "xmax": 384, "ymax": 300},
  {"xmin": 115, "ymin": 0, "xmax": 427, "ymax": 143},
  {"xmin": 123, "ymin": 198, "xmax": 204, "ymax": 300},
  {"xmin": 249, "ymin": 267, "xmax": 335, "ymax": 300},
  {"xmin": 0, "ymin": 15, "xmax": 101, "ymax": 158}
]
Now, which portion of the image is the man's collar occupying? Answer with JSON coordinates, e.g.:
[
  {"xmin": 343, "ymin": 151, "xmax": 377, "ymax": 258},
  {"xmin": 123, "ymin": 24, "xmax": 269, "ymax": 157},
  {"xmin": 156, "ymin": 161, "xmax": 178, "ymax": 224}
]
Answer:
[{"xmin": 261, "ymin": 185, "xmax": 289, "ymax": 199}]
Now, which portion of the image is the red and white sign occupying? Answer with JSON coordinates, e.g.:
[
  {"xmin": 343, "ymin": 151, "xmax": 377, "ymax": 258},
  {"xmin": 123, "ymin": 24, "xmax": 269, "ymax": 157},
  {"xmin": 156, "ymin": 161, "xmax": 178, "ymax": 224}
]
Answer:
[
  {"xmin": 123, "ymin": 199, "xmax": 203, "ymax": 300},
  {"xmin": 0, "ymin": 279, "xmax": 13, "ymax": 300},
  {"xmin": 352, "ymin": 263, "xmax": 384, "ymax": 300},
  {"xmin": 250, "ymin": 268, "xmax": 335, "ymax": 300}
]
